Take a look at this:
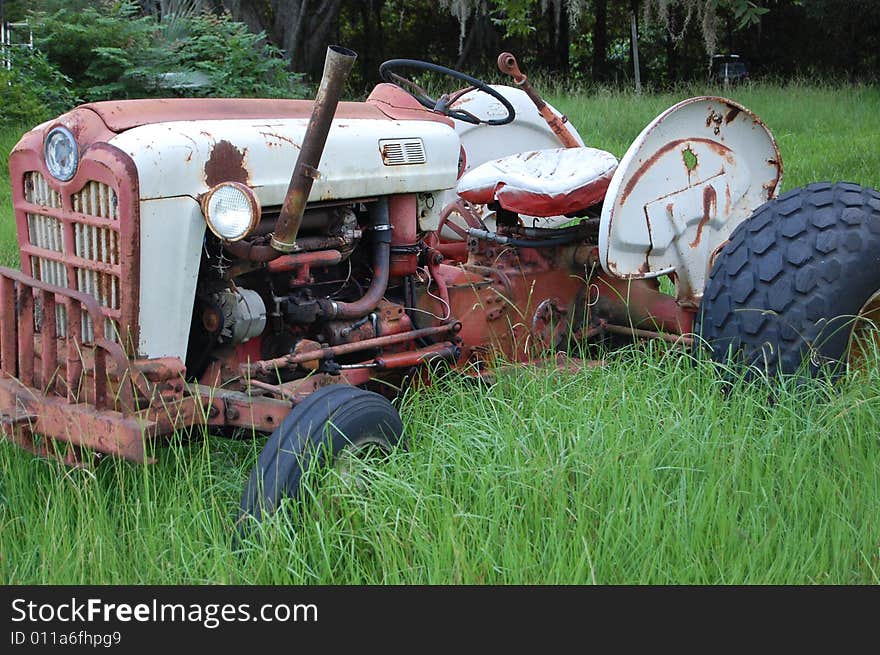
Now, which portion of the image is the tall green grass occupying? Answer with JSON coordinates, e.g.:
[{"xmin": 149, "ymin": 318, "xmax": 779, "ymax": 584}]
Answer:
[
  {"xmin": 0, "ymin": 127, "xmax": 23, "ymax": 267},
  {"xmin": 1, "ymin": 85, "xmax": 879, "ymax": 584}
]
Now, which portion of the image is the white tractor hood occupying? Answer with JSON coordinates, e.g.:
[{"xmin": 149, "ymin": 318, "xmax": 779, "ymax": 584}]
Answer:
[{"xmin": 108, "ymin": 116, "xmax": 461, "ymax": 204}]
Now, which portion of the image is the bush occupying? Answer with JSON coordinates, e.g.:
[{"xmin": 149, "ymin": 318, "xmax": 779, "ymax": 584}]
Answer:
[
  {"xmin": 27, "ymin": 1, "xmax": 309, "ymax": 102},
  {"xmin": 0, "ymin": 47, "xmax": 78, "ymax": 127},
  {"xmin": 171, "ymin": 13, "xmax": 310, "ymax": 99}
]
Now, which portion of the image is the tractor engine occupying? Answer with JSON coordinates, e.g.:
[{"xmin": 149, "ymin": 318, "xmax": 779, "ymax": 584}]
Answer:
[{"xmin": 188, "ymin": 193, "xmax": 452, "ymax": 394}]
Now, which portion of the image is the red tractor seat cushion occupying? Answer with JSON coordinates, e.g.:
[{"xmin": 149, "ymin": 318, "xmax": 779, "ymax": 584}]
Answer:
[{"xmin": 456, "ymin": 147, "xmax": 618, "ymax": 217}]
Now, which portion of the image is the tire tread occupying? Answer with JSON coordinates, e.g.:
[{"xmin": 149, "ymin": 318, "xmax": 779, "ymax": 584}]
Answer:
[{"xmin": 697, "ymin": 182, "xmax": 880, "ymax": 377}]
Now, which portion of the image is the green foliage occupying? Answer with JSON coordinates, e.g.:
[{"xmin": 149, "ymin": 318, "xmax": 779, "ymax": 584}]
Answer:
[
  {"xmin": 26, "ymin": 0, "xmax": 309, "ymax": 103},
  {"xmin": 728, "ymin": 0, "xmax": 770, "ymax": 29},
  {"xmin": 167, "ymin": 13, "xmax": 309, "ymax": 98},
  {"xmin": 0, "ymin": 47, "xmax": 78, "ymax": 127},
  {"xmin": 490, "ymin": 0, "xmax": 537, "ymax": 38}
]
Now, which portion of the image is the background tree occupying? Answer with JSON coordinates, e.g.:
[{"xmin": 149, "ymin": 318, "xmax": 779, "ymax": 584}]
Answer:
[
  {"xmin": 5, "ymin": 0, "xmax": 879, "ymax": 98},
  {"xmin": 215, "ymin": 0, "xmax": 344, "ymax": 77}
]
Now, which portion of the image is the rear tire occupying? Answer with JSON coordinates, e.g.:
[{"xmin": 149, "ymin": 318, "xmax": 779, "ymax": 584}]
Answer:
[
  {"xmin": 696, "ymin": 182, "xmax": 880, "ymax": 378},
  {"xmin": 239, "ymin": 384, "xmax": 404, "ymax": 523}
]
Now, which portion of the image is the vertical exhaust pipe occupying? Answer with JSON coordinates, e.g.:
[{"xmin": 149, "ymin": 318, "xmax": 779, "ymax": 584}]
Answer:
[{"xmin": 271, "ymin": 45, "xmax": 357, "ymax": 253}]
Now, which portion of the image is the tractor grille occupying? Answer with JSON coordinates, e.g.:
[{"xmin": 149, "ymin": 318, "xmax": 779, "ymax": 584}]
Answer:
[
  {"xmin": 23, "ymin": 172, "xmax": 122, "ymax": 343},
  {"xmin": 379, "ymin": 138, "xmax": 427, "ymax": 166}
]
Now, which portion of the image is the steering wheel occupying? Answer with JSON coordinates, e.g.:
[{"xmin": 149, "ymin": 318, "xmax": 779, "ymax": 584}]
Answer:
[{"xmin": 379, "ymin": 59, "xmax": 515, "ymax": 126}]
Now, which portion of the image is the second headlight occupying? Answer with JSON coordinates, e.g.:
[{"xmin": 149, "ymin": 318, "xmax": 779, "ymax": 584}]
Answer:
[{"xmin": 202, "ymin": 182, "xmax": 261, "ymax": 242}]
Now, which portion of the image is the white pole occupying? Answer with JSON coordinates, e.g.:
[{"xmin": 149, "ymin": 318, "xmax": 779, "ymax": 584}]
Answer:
[{"xmin": 631, "ymin": 11, "xmax": 641, "ymax": 93}]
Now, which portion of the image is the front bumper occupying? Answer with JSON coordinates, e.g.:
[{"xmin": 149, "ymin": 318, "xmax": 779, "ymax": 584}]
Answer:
[
  {"xmin": 0, "ymin": 266, "xmax": 296, "ymax": 463},
  {"xmin": 0, "ymin": 266, "xmax": 193, "ymax": 463}
]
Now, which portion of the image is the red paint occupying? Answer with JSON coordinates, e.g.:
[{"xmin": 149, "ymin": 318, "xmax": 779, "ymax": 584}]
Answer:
[
  {"xmin": 10, "ymin": 137, "xmax": 141, "ymax": 356},
  {"xmin": 266, "ymin": 249, "xmax": 342, "ymax": 273},
  {"xmin": 389, "ymin": 194, "xmax": 419, "ymax": 277},
  {"xmin": 235, "ymin": 336, "xmax": 264, "ymax": 369},
  {"xmin": 365, "ymin": 84, "xmax": 454, "ymax": 127},
  {"xmin": 76, "ymin": 86, "xmax": 453, "ymax": 134},
  {"xmin": 374, "ymin": 343, "xmax": 459, "ymax": 369},
  {"xmin": 459, "ymin": 169, "xmax": 614, "ymax": 217}
]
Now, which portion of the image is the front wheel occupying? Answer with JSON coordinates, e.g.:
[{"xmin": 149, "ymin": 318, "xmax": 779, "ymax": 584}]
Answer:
[
  {"xmin": 239, "ymin": 384, "xmax": 404, "ymax": 523},
  {"xmin": 696, "ymin": 182, "xmax": 880, "ymax": 378}
]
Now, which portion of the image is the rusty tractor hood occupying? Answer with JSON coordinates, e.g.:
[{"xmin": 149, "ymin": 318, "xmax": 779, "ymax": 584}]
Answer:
[
  {"xmin": 16, "ymin": 90, "xmax": 461, "ymax": 206},
  {"xmin": 94, "ymin": 97, "xmax": 460, "ymax": 204}
]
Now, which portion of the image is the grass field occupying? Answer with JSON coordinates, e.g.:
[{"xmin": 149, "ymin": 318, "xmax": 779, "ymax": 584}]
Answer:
[{"xmin": 1, "ymin": 83, "xmax": 879, "ymax": 584}]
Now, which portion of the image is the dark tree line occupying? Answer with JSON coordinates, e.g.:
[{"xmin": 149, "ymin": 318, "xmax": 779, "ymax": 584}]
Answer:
[{"xmin": 5, "ymin": 1, "xmax": 879, "ymax": 88}]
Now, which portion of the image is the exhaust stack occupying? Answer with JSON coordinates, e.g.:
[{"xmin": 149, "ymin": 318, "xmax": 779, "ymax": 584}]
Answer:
[{"xmin": 271, "ymin": 45, "xmax": 357, "ymax": 252}]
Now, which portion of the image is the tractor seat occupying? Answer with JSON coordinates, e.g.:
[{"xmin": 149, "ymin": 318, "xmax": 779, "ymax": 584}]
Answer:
[{"xmin": 456, "ymin": 147, "xmax": 618, "ymax": 217}]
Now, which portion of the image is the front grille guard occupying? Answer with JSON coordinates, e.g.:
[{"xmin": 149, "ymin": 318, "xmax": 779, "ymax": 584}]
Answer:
[
  {"xmin": 0, "ymin": 266, "xmax": 296, "ymax": 465},
  {"xmin": 2, "ymin": 267, "xmax": 133, "ymax": 407},
  {"xmin": 0, "ymin": 266, "xmax": 191, "ymax": 463}
]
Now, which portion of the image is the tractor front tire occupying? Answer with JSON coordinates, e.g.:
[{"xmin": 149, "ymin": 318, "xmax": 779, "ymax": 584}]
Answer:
[
  {"xmin": 239, "ymin": 384, "xmax": 404, "ymax": 523},
  {"xmin": 696, "ymin": 182, "xmax": 880, "ymax": 378}
]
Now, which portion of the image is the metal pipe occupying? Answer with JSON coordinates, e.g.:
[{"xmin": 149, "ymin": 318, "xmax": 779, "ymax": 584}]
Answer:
[
  {"xmin": 267, "ymin": 249, "xmax": 342, "ymax": 273},
  {"xmin": 318, "ymin": 198, "xmax": 391, "ymax": 319},
  {"xmin": 467, "ymin": 227, "xmax": 581, "ymax": 248},
  {"xmin": 242, "ymin": 322, "xmax": 461, "ymax": 376},
  {"xmin": 224, "ymin": 232, "xmax": 361, "ymax": 264},
  {"xmin": 496, "ymin": 52, "xmax": 580, "ymax": 149},
  {"xmin": 602, "ymin": 322, "xmax": 694, "ymax": 347},
  {"xmin": 271, "ymin": 45, "xmax": 357, "ymax": 252},
  {"xmin": 374, "ymin": 343, "xmax": 460, "ymax": 370}
]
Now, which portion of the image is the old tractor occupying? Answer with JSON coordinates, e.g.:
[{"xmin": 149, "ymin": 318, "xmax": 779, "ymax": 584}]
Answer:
[{"xmin": 2, "ymin": 46, "xmax": 878, "ymax": 521}]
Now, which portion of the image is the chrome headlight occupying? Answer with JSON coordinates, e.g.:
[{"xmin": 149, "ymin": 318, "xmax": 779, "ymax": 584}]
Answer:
[
  {"xmin": 44, "ymin": 126, "xmax": 78, "ymax": 182},
  {"xmin": 202, "ymin": 182, "xmax": 261, "ymax": 242}
]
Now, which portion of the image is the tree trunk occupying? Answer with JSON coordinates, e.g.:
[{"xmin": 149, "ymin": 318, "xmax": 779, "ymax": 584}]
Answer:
[
  {"xmin": 455, "ymin": 12, "xmax": 499, "ymax": 72},
  {"xmin": 554, "ymin": 1, "xmax": 570, "ymax": 74},
  {"xmin": 356, "ymin": 0, "xmax": 385, "ymax": 87},
  {"xmin": 358, "ymin": 1, "xmax": 372, "ymax": 86},
  {"xmin": 296, "ymin": 0, "xmax": 344, "ymax": 78},
  {"xmin": 665, "ymin": 28, "xmax": 676, "ymax": 84},
  {"xmin": 216, "ymin": 0, "xmax": 343, "ymax": 76},
  {"xmin": 213, "ymin": 0, "xmax": 269, "ymax": 35},
  {"xmin": 664, "ymin": 3, "xmax": 680, "ymax": 85},
  {"xmin": 592, "ymin": 0, "xmax": 607, "ymax": 82}
]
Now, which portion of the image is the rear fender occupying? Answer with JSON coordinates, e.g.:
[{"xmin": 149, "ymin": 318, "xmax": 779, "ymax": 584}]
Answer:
[{"xmin": 599, "ymin": 96, "xmax": 782, "ymax": 306}]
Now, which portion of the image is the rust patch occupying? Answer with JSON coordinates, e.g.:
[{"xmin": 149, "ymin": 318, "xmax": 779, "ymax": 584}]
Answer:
[
  {"xmin": 258, "ymin": 131, "xmax": 300, "ymax": 149},
  {"xmin": 689, "ymin": 185, "xmax": 717, "ymax": 248},
  {"xmin": 764, "ymin": 159, "xmax": 783, "ymax": 199},
  {"xmin": 620, "ymin": 138, "xmax": 732, "ymax": 205},
  {"xmin": 724, "ymin": 107, "xmax": 741, "ymax": 124},
  {"xmin": 706, "ymin": 109, "xmax": 723, "ymax": 135},
  {"xmin": 204, "ymin": 140, "xmax": 249, "ymax": 187}
]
